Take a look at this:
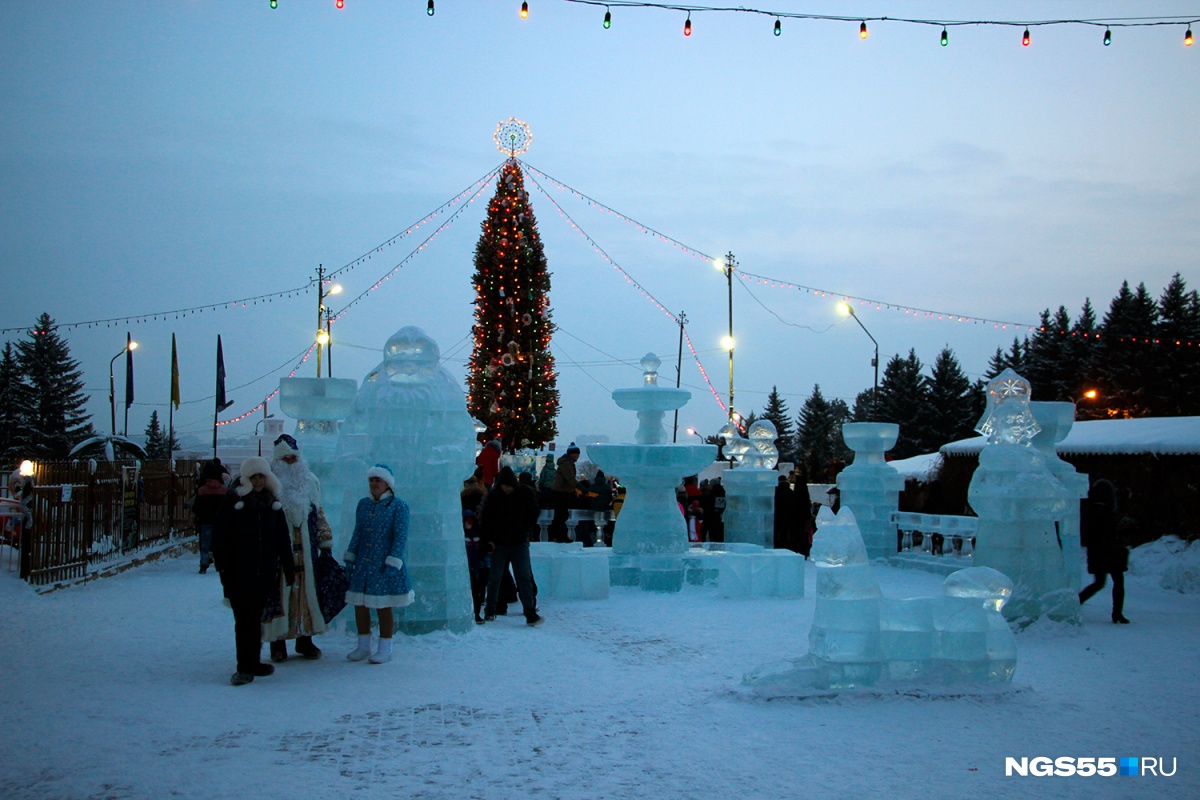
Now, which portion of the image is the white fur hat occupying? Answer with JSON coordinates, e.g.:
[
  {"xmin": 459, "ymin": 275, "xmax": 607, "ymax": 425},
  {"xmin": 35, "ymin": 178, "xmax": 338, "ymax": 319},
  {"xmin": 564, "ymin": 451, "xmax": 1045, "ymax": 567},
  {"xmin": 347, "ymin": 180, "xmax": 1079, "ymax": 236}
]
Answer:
[
  {"xmin": 235, "ymin": 456, "xmax": 283, "ymax": 508},
  {"xmin": 367, "ymin": 463, "xmax": 395, "ymax": 492}
]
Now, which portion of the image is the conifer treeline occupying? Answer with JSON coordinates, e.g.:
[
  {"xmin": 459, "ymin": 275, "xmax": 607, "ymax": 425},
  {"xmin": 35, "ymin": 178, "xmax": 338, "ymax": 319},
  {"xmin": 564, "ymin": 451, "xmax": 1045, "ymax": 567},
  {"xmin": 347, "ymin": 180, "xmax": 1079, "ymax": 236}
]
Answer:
[{"xmin": 757, "ymin": 275, "xmax": 1199, "ymax": 481}]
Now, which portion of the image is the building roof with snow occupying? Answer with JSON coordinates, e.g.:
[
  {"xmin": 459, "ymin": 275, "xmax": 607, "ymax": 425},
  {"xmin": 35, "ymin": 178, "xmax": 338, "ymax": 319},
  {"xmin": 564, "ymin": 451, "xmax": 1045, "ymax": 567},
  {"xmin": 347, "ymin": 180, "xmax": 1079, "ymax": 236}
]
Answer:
[{"xmin": 939, "ymin": 416, "xmax": 1200, "ymax": 457}]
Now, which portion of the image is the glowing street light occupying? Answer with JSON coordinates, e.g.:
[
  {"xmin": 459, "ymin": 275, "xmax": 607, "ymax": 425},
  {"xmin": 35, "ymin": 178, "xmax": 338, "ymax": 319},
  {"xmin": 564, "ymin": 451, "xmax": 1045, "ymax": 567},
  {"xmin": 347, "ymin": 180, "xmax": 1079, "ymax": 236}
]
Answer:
[
  {"xmin": 716, "ymin": 252, "xmax": 736, "ymax": 420},
  {"xmin": 838, "ymin": 302, "xmax": 879, "ymax": 419},
  {"xmin": 108, "ymin": 337, "xmax": 138, "ymax": 436},
  {"xmin": 315, "ymin": 265, "xmax": 342, "ymax": 378}
]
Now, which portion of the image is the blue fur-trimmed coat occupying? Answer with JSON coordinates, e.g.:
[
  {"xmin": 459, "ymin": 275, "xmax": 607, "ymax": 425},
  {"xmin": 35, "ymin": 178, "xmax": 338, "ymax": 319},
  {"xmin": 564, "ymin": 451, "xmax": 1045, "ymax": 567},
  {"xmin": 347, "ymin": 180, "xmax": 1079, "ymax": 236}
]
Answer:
[{"xmin": 344, "ymin": 491, "xmax": 414, "ymax": 610}]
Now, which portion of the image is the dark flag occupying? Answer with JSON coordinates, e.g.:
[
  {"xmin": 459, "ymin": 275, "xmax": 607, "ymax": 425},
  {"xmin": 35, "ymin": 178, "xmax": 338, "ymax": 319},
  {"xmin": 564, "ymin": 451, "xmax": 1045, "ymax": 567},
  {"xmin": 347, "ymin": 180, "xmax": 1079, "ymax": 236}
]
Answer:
[
  {"xmin": 124, "ymin": 332, "xmax": 135, "ymax": 409},
  {"xmin": 215, "ymin": 335, "xmax": 234, "ymax": 413},
  {"xmin": 170, "ymin": 334, "xmax": 181, "ymax": 410}
]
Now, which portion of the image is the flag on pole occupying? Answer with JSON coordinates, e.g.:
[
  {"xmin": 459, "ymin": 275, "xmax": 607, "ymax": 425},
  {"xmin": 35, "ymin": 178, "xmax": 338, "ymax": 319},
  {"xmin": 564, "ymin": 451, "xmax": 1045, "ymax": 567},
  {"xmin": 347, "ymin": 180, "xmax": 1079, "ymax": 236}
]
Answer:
[
  {"xmin": 124, "ymin": 332, "xmax": 135, "ymax": 409},
  {"xmin": 170, "ymin": 334, "xmax": 181, "ymax": 410},
  {"xmin": 215, "ymin": 335, "xmax": 234, "ymax": 413}
]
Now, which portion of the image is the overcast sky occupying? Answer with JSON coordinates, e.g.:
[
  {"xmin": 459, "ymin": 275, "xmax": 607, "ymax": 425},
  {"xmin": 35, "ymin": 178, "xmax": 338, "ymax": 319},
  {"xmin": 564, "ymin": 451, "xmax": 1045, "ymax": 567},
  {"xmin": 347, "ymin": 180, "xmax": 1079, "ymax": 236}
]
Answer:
[{"xmin": 3, "ymin": 1, "xmax": 1197, "ymax": 452}]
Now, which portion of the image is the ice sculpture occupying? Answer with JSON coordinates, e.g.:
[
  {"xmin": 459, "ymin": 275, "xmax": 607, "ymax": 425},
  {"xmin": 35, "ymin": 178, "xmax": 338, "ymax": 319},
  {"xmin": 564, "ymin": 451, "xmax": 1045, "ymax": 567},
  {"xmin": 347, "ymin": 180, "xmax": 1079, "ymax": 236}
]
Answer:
[
  {"xmin": 968, "ymin": 370, "xmax": 1080, "ymax": 626},
  {"xmin": 742, "ymin": 506, "xmax": 1017, "ymax": 695},
  {"xmin": 723, "ymin": 420, "xmax": 779, "ymax": 549},
  {"xmin": 1029, "ymin": 401, "xmax": 1089, "ymax": 594},
  {"xmin": 277, "ymin": 377, "xmax": 357, "ymax": 537},
  {"xmin": 588, "ymin": 354, "xmax": 716, "ymax": 591},
  {"xmin": 836, "ymin": 422, "xmax": 905, "ymax": 560},
  {"xmin": 330, "ymin": 326, "xmax": 475, "ymax": 634}
]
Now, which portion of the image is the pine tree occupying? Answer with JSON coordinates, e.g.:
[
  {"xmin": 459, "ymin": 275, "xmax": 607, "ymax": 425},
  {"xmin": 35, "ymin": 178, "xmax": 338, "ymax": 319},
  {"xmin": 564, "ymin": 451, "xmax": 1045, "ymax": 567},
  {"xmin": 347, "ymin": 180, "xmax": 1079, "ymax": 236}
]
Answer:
[
  {"xmin": 144, "ymin": 410, "xmax": 167, "ymax": 460},
  {"xmin": 795, "ymin": 385, "xmax": 845, "ymax": 482},
  {"xmin": 15, "ymin": 313, "xmax": 94, "ymax": 459},
  {"xmin": 875, "ymin": 349, "xmax": 929, "ymax": 458},
  {"xmin": 1070, "ymin": 299, "xmax": 1102, "ymax": 418},
  {"xmin": 466, "ymin": 160, "xmax": 559, "ymax": 451},
  {"xmin": 1024, "ymin": 307, "xmax": 1075, "ymax": 401},
  {"xmin": 1095, "ymin": 281, "xmax": 1159, "ymax": 417},
  {"xmin": 850, "ymin": 389, "xmax": 875, "ymax": 422},
  {"xmin": 0, "ymin": 342, "xmax": 33, "ymax": 461},
  {"xmin": 759, "ymin": 386, "xmax": 795, "ymax": 460},
  {"xmin": 1154, "ymin": 274, "xmax": 1200, "ymax": 416},
  {"xmin": 922, "ymin": 347, "xmax": 976, "ymax": 449}
]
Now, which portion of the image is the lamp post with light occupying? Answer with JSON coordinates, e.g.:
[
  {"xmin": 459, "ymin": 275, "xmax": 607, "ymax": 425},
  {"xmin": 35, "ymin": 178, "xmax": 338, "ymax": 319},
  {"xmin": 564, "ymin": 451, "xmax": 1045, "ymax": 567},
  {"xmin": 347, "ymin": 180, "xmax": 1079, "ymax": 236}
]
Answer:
[
  {"xmin": 838, "ymin": 302, "xmax": 879, "ymax": 419},
  {"xmin": 715, "ymin": 252, "xmax": 736, "ymax": 421},
  {"xmin": 314, "ymin": 264, "xmax": 342, "ymax": 378},
  {"xmin": 108, "ymin": 338, "xmax": 138, "ymax": 436}
]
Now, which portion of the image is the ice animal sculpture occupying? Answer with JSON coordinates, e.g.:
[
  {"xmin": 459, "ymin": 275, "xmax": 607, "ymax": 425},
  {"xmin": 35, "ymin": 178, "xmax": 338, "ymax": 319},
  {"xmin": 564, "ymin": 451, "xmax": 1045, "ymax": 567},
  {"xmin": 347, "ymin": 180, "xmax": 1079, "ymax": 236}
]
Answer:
[
  {"xmin": 742, "ymin": 505, "xmax": 1017, "ymax": 695},
  {"xmin": 969, "ymin": 370, "xmax": 1080, "ymax": 626},
  {"xmin": 330, "ymin": 326, "xmax": 475, "ymax": 634}
]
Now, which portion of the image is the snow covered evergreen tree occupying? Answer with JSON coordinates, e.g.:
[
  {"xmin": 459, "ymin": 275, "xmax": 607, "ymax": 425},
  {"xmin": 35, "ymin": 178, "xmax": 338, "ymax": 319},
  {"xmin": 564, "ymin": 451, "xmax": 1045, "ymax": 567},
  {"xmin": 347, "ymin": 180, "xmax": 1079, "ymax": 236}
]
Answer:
[
  {"xmin": 15, "ymin": 313, "xmax": 93, "ymax": 459},
  {"xmin": 921, "ymin": 347, "xmax": 976, "ymax": 450},
  {"xmin": 876, "ymin": 349, "xmax": 929, "ymax": 459},
  {"xmin": 143, "ymin": 410, "xmax": 167, "ymax": 460},
  {"xmin": 0, "ymin": 342, "xmax": 32, "ymax": 462}
]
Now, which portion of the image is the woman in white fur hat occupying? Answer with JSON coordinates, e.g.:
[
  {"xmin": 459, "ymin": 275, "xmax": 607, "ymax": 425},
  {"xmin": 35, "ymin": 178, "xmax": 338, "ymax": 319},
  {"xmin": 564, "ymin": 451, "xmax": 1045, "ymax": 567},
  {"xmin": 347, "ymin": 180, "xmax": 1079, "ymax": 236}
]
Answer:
[
  {"xmin": 343, "ymin": 463, "xmax": 413, "ymax": 664},
  {"xmin": 211, "ymin": 457, "xmax": 295, "ymax": 686}
]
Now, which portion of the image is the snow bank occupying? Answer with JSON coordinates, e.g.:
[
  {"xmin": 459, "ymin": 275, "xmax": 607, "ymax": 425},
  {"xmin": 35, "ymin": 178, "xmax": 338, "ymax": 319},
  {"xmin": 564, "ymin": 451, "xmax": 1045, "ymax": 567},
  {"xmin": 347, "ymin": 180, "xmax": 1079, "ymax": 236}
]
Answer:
[{"xmin": 1129, "ymin": 536, "xmax": 1200, "ymax": 593}]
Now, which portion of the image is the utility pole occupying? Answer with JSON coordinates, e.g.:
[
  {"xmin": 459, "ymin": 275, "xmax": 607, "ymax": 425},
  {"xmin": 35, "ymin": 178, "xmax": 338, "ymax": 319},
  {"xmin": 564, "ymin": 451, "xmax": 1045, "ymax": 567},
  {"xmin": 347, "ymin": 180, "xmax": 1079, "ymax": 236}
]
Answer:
[{"xmin": 672, "ymin": 311, "xmax": 688, "ymax": 442}]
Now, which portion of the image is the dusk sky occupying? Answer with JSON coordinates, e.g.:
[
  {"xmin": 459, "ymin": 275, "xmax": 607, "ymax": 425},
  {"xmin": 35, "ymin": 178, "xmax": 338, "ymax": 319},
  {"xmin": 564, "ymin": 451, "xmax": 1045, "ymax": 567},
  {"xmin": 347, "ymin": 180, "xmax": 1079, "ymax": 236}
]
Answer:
[{"xmin": 3, "ymin": 1, "xmax": 1197, "ymax": 452}]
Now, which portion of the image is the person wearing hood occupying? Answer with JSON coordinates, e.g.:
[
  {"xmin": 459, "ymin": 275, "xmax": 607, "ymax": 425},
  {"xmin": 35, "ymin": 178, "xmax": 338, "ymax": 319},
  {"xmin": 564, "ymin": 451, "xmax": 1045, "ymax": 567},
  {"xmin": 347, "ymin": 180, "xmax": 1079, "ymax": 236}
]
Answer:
[
  {"xmin": 343, "ymin": 464, "xmax": 414, "ymax": 664},
  {"xmin": 476, "ymin": 438, "xmax": 502, "ymax": 488},
  {"xmin": 192, "ymin": 460, "xmax": 228, "ymax": 574},
  {"xmin": 479, "ymin": 466, "xmax": 543, "ymax": 626},
  {"xmin": 211, "ymin": 457, "xmax": 294, "ymax": 687}
]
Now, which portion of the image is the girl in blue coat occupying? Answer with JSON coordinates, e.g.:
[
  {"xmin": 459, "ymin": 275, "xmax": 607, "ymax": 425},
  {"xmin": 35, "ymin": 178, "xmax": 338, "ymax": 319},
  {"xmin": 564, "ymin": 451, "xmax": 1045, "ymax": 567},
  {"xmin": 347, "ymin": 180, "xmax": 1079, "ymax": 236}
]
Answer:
[{"xmin": 343, "ymin": 464, "xmax": 414, "ymax": 663}]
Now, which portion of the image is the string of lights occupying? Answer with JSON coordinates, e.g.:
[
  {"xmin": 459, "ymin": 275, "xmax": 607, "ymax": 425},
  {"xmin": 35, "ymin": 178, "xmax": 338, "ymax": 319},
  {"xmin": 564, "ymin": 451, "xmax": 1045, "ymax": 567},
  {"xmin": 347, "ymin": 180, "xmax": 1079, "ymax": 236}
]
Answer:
[
  {"xmin": 556, "ymin": 2, "xmax": 1197, "ymax": 46},
  {"xmin": 520, "ymin": 165, "xmax": 730, "ymax": 412},
  {"xmin": 328, "ymin": 164, "xmax": 501, "ymax": 321},
  {"xmin": 216, "ymin": 343, "xmax": 317, "ymax": 427}
]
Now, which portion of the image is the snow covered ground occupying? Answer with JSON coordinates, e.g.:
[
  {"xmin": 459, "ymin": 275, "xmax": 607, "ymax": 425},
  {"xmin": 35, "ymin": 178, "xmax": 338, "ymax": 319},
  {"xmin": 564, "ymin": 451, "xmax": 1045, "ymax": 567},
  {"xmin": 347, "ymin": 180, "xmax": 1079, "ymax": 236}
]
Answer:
[{"xmin": 1, "ymin": 543, "xmax": 1198, "ymax": 800}]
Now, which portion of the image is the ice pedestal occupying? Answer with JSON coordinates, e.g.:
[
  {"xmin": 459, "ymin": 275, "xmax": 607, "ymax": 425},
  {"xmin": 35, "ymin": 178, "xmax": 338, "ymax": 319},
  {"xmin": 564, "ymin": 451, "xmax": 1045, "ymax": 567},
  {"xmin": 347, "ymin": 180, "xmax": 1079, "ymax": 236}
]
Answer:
[
  {"xmin": 716, "ymin": 546, "xmax": 805, "ymax": 598},
  {"xmin": 968, "ymin": 370, "xmax": 1080, "ymax": 626},
  {"xmin": 934, "ymin": 567, "xmax": 1016, "ymax": 683},
  {"xmin": 1030, "ymin": 401, "xmax": 1089, "ymax": 595},
  {"xmin": 331, "ymin": 327, "xmax": 475, "ymax": 634},
  {"xmin": 837, "ymin": 423, "xmax": 905, "ymax": 560},
  {"xmin": 529, "ymin": 542, "xmax": 610, "ymax": 600},
  {"xmin": 722, "ymin": 468, "xmax": 777, "ymax": 549}
]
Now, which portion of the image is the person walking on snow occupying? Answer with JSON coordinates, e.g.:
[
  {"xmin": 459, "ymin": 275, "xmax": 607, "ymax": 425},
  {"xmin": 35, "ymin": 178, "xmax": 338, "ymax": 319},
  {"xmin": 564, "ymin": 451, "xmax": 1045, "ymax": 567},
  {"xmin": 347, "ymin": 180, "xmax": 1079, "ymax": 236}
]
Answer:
[
  {"xmin": 480, "ymin": 466, "xmax": 543, "ymax": 626},
  {"xmin": 212, "ymin": 457, "xmax": 294, "ymax": 686},
  {"xmin": 1078, "ymin": 478, "xmax": 1131, "ymax": 624},
  {"xmin": 265, "ymin": 434, "xmax": 337, "ymax": 662},
  {"xmin": 549, "ymin": 443, "xmax": 581, "ymax": 542},
  {"xmin": 343, "ymin": 464, "xmax": 414, "ymax": 664}
]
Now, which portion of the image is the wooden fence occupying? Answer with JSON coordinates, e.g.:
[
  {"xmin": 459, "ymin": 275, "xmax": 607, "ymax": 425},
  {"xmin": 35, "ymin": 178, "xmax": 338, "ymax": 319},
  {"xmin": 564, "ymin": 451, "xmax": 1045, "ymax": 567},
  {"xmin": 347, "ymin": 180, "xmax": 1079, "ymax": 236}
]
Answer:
[{"xmin": 5, "ymin": 459, "xmax": 201, "ymax": 586}]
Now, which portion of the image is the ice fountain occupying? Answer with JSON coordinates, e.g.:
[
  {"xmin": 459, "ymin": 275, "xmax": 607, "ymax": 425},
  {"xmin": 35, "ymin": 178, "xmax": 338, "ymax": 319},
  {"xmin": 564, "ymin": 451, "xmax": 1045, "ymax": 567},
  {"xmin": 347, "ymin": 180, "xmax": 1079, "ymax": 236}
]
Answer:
[{"xmin": 587, "ymin": 354, "xmax": 716, "ymax": 591}]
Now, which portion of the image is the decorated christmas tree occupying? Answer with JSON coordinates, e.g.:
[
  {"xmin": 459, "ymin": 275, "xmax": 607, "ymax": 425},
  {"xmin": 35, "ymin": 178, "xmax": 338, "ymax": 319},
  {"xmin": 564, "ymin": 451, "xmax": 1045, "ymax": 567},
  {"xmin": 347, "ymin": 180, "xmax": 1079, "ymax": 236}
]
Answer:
[{"xmin": 467, "ymin": 121, "xmax": 559, "ymax": 450}]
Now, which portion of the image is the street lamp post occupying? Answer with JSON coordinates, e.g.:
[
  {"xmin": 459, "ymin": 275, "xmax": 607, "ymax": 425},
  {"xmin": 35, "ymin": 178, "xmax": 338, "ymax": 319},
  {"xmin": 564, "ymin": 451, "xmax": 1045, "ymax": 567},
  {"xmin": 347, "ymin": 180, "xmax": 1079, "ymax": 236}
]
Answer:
[
  {"xmin": 108, "ymin": 338, "xmax": 138, "ymax": 436},
  {"xmin": 715, "ymin": 253, "xmax": 736, "ymax": 421},
  {"xmin": 838, "ymin": 303, "xmax": 879, "ymax": 419},
  {"xmin": 672, "ymin": 311, "xmax": 688, "ymax": 442},
  {"xmin": 255, "ymin": 413, "xmax": 276, "ymax": 457},
  {"xmin": 314, "ymin": 265, "xmax": 343, "ymax": 378}
]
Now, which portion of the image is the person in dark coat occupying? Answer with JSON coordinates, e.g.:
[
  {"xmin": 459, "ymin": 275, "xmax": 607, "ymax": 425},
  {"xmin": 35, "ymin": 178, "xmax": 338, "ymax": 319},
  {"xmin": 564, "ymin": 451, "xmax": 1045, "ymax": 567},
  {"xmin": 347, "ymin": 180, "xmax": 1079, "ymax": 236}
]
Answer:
[
  {"xmin": 1078, "ymin": 478, "xmax": 1130, "ymax": 623},
  {"xmin": 774, "ymin": 475, "xmax": 803, "ymax": 552},
  {"xmin": 211, "ymin": 457, "xmax": 295, "ymax": 686},
  {"xmin": 193, "ymin": 465, "xmax": 228, "ymax": 574},
  {"xmin": 707, "ymin": 477, "xmax": 726, "ymax": 543},
  {"xmin": 479, "ymin": 466, "xmax": 543, "ymax": 626},
  {"xmin": 549, "ymin": 444, "xmax": 581, "ymax": 542}
]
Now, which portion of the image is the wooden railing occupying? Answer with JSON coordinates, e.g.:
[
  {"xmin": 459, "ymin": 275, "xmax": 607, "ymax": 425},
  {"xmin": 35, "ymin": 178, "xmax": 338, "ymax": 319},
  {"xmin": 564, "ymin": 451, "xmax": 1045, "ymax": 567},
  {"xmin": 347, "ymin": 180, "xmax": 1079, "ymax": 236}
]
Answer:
[{"xmin": 4, "ymin": 460, "xmax": 200, "ymax": 586}]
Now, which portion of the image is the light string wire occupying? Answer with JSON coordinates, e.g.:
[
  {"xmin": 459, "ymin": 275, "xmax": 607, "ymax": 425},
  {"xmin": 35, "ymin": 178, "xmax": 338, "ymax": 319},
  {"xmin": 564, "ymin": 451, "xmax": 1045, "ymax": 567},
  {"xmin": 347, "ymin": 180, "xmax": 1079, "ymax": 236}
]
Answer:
[
  {"xmin": 215, "ymin": 344, "xmax": 317, "ymax": 428},
  {"xmin": 561, "ymin": 2, "xmax": 1199, "ymax": 32},
  {"xmin": 328, "ymin": 163, "xmax": 503, "ymax": 321},
  {"xmin": 519, "ymin": 163, "xmax": 730, "ymax": 412}
]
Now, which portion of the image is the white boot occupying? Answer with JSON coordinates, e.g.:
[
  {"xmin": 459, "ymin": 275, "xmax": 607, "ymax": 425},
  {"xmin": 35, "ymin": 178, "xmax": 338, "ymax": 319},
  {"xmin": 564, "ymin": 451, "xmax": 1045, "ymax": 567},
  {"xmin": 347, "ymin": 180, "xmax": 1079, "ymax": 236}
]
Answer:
[
  {"xmin": 369, "ymin": 636, "xmax": 393, "ymax": 664},
  {"xmin": 346, "ymin": 634, "xmax": 372, "ymax": 662}
]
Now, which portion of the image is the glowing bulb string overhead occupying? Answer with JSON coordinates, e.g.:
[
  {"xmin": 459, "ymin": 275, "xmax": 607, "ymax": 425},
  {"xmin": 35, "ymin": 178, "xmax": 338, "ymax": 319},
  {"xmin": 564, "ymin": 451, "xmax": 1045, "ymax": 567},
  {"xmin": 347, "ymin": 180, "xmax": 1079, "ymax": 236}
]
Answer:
[
  {"xmin": 328, "ymin": 164, "xmax": 502, "ymax": 322},
  {"xmin": 215, "ymin": 344, "xmax": 316, "ymax": 427},
  {"xmin": 520, "ymin": 165, "xmax": 729, "ymax": 412},
  {"xmin": 558, "ymin": 2, "xmax": 1199, "ymax": 45}
]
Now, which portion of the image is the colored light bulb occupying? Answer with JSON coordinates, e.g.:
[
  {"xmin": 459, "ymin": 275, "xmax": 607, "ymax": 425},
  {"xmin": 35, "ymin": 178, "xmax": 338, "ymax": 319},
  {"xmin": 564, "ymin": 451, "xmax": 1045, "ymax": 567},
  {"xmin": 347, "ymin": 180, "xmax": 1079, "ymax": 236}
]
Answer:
[
  {"xmin": 427, "ymin": 0, "xmax": 434, "ymax": 16},
  {"xmin": 1186, "ymin": 27, "xmax": 1194, "ymax": 46},
  {"xmin": 774, "ymin": 19, "xmax": 781, "ymax": 36},
  {"xmin": 860, "ymin": 21, "xmax": 868, "ymax": 39},
  {"xmin": 336, "ymin": 0, "xmax": 343, "ymax": 8},
  {"xmin": 1103, "ymin": 28, "xmax": 1111, "ymax": 46},
  {"xmin": 1022, "ymin": 28, "xmax": 1030, "ymax": 46},
  {"xmin": 520, "ymin": 1, "xmax": 528, "ymax": 19},
  {"xmin": 603, "ymin": 9, "xmax": 611, "ymax": 29},
  {"xmin": 940, "ymin": 27, "xmax": 948, "ymax": 46},
  {"xmin": 270, "ymin": 0, "xmax": 277, "ymax": 7},
  {"xmin": 684, "ymin": 15, "xmax": 691, "ymax": 36}
]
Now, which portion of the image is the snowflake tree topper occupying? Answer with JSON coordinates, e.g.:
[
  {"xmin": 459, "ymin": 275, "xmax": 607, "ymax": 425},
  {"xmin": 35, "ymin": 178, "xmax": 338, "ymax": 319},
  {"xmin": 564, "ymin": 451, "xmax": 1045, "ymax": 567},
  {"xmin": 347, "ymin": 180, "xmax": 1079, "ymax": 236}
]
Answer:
[
  {"xmin": 975, "ymin": 367, "xmax": 1041, "ymax": 445},
  {"xmin": 494, "ymin": 117, "xmax": 532, "ymax": 157}
]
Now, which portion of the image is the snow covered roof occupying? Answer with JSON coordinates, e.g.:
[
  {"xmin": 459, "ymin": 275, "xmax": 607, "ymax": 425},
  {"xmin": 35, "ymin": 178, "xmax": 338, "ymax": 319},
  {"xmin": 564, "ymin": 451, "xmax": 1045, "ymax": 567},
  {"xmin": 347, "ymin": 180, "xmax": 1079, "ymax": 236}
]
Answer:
[
  {"xmin": 886, "ymin": 452, "xmax": 943, "ymax": 481},
  {"xmin": 940, "ymin": 416, "xmax": 1200, "ymax": 457}
]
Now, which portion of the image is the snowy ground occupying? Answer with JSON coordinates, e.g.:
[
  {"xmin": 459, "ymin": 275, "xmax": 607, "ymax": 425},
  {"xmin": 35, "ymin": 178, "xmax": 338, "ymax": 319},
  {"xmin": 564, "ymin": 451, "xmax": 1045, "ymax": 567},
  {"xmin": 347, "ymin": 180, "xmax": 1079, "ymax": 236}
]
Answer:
[{"xmin": 1, "ymin": 545, "xmax": 1198, "ymax": 800}]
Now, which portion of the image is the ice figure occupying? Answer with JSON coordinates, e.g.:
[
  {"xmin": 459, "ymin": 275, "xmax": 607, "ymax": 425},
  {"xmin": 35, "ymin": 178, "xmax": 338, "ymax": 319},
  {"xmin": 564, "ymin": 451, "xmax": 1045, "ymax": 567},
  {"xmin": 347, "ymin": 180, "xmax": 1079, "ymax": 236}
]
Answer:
[
  {"xmin": 968, "ymin": 370, "xmax": 1080, "ymax": 626},
  {"xmin": 1030, "ymin": 401, "xmax": 1089, "ymax": 595},
  {"xmin": 331, "ymin": 326, "xmax": 475, "ymax": 634},
  {"xmin": 742, "ymin": 509, "xmax": 1017, "ymax": 696},
  {"xmin": 835, "ymin": 422, "xmax": 905, "ymax": 560},
  {"xmin": 808, "ymin": 505, "xmax": 884, "ymax": 687},
  {"xmin": 722, "ymin": 420, "xmax": 779, "ymax": 549},
  {"xmin": 588, "ymin": 353, "xmax": 715, "ymax": 590}
]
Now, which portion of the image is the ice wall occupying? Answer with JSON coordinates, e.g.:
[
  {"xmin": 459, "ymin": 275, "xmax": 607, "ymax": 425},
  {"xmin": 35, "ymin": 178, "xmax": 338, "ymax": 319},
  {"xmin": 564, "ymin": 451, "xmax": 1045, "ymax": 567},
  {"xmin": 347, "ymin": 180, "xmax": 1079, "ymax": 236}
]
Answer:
[{"xmin": 836, "ymin": 422, "xmax": 905, "ymax": 560}]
